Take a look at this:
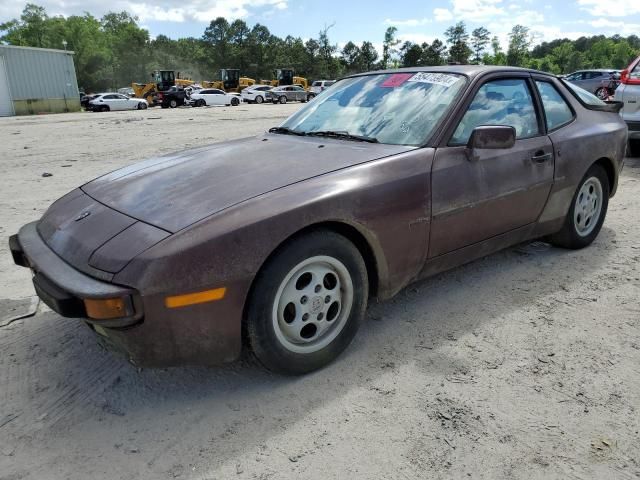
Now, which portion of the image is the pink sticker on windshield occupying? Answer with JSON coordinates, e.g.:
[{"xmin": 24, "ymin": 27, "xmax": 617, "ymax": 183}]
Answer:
[{"xmin": 380, "ymin": 73, "xmax": 412, "ymax": 88}]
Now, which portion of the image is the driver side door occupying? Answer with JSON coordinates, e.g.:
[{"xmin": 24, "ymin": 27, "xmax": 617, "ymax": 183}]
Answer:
[{"xmin": 428, "ymin": 74, "xmax": 555, "ymax": 258}]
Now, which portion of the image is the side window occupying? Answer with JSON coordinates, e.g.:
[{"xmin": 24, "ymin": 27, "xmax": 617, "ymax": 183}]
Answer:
[
  {"xmin": 535, "ymin": 81, "xmax": 574, "ymax": 131},
  {"xmin": 451, "ymin": 78, "xmax": 540, "ymax": 145},
  {"xmin": 104, "ymin": 94, "xmax": 117, "ymax": 99}
]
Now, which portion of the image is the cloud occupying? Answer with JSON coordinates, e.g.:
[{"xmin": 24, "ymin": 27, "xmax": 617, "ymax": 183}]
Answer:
[
  {"xmin": 577, "ymin": 0, "xmax": 640, "ymax": 16},
  {"xmin": 383, "ymin": 17, "xmax": 431, "ymax": 27},
  {"xmin": 433, "ymin": 0, "xmax": 506, "ymax": 23},
  {"xmin": 398, "ymin": 33, "xmax": 437, "ymax": 45},
  {"xmin": 589, "ymin": 18, "xmax": 640, "ymax": 36},
  {"xmin": 433, "ymin": 8, "xmax": 454, "ymax": 22},
  {"xmin": 0, "ymin": 0, "xmax": 289, "ymax": 24}
]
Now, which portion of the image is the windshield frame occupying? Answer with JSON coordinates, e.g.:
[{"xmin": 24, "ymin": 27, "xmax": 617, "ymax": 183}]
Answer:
[{"xmin": 277, "ymin": 71, "xmax": 470, "ymax": 147}]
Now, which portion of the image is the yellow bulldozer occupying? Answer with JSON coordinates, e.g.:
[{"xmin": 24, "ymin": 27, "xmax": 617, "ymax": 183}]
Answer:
[
  {"xmin": 202, "ymin": 69, "xmax": 256, "ymax": 93},
  {"xmin": 260, "ymin": 69, "xmax": 308, "ymax": 90},
  {"xmin": 132, "ymin": 70, "xmax": 194, "ymax": 106}
]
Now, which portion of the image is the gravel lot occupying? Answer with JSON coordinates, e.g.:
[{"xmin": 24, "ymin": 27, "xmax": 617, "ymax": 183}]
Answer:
[{"xmin": 1, "ymin": 105, "xmax": 639, "ymax": 480}]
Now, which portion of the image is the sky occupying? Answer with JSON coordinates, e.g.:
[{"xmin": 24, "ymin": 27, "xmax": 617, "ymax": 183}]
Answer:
[{"xmin": 2, "ymin": 0, "xmax": 640, "ymax": 52}]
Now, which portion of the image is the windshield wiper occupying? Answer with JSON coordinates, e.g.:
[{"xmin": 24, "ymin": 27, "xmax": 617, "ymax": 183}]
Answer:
[
  {"xmin": 304, "ymin": 130, "xmax": 379, "ymax": 143},
  {"xmin": 268, "ymin": 126, "xmax": 305, "ymax": 136}
]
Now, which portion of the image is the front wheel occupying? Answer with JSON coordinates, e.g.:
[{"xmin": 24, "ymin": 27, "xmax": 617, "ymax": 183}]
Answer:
[
  {"xmin": 246, "ymin": 231, "xmax": 368, "ymax": 375},
  {"xmin": 255, "ymin": 95, "xmax": 263, "ymax": 104},
  {"xmin": 169, "ymin": 99, "xmax": 178, "ymax": 108},
  {"xmin": 138, "ymin": 102, "xmax": 147, "ymax": 110},
  {"xmin": 549, "ymin": 164, "xmax": 609, "ymax": 249},
  {"xmin": 279, "ymin": 95, "xmax": 287, "ymax": 104},
  {"xmin": 231, "ymin": 97, "xmax": 240, "ymax": 106}
]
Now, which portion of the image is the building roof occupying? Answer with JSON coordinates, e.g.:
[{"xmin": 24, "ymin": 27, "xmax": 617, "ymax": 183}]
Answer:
[{"xmin": 0, "ymin": 44, "xmax": 74, "ymax": 55}]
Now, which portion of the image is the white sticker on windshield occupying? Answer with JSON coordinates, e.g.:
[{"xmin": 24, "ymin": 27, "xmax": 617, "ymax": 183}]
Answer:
[{"xmin": 407, "ymin": 72, "xmax": 460, "ymax": 87}]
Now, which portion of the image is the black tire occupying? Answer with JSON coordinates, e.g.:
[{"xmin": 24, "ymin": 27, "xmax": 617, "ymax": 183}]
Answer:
[
  {"xmin": 255, "ymin": 95, "xmax": 263, "ymax": 104},
  {"xmin": 595, "ymin": 87, "xmax": 609, "ymax": 100},
  {"xmin": 197, "ymin": 99, "xmax": 206, "ymax": 107},
  {"xmin": 231, "ymin": 97, "xmax": 240, "ymax": 106},
  {"xmin": 279, "ymin": 95, "xmax": 287, "ymax": 104},
  {"xmin": 100, "ymin": 105, "xmax": 109, "ymax": 112},
  {"xmin": 169, "ymin": 99, "xmax": 178, "ymax": 108},
  {"xmin": 629, "ymin": 139, "xmax": 640, "ymax": 158},
  {"xmin": 549, "ymin": 163, "xmax": 609, "ymax": 249},
  {"xmin": 246, "ymin": 230, "xmax": 368, "ymax": 375},
  {"xmin": 138, "ymin": 102, "xmax": 147, "ymax": 110}
]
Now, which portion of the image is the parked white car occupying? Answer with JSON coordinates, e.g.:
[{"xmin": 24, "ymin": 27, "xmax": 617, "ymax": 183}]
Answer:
[
  {"xmin": 240, "ymin": 85, "xmax": 273, "ymax": 104},
  {"xmin": 89, "ymin": 93, "xmax": 148, "ymax": 112},
  {"xmin": 614, "ymin": 55, "xmax": 640, "ymax": 156},
  {"xmin": 308, "ymin": 80, "xmax": 335, "ymax": 99},
  {"xmin": 190, "ymin": 89, "xmax": 241, "ymax": 107}
]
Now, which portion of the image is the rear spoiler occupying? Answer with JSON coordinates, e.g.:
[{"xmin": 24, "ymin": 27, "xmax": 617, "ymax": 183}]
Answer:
[{"xmin": 587, "ymin": 101, "xmax": 624, "ymax": 114}]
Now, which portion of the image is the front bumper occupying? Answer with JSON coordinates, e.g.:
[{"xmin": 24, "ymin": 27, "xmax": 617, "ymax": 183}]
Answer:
[
  {"xmin": 10, "ymin": 222, "xmax": 142, "ymax": 328},
  {"xmin": 10, "ymin": 221, "xmax": 246, "ymax": 367}
]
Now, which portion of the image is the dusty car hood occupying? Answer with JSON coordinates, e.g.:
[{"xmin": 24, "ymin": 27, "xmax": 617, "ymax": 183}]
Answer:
[{"xmin": 82, "ymin": 134, "xmax": 412, "ymax": 232}]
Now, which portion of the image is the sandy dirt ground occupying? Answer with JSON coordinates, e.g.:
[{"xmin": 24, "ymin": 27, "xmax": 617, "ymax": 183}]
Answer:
[{"xmin": 0, "ymin": 105, "xmax": 639, "ymax": 480}]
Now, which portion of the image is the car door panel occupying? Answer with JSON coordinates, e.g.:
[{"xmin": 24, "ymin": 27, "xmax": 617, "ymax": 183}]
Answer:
[
  {"xmin": 428, "ymin": 76, "xmax": 555, "ymax": 258},
  {"xmin": 429, "ymin": 138, "xmax": 554, "ymax": 257}
]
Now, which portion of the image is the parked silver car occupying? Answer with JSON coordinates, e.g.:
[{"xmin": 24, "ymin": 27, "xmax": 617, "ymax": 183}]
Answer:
[
  {"xmin": 265, "ymin": 85, "xmax": 308, "ymax": 104},
  {"xmin": 614, "ymin": 56, "xmax": 640, "ymax": 156},
  {"xmin": 564, "ymin": 70, "xmax": 619, "ymax": 96}
]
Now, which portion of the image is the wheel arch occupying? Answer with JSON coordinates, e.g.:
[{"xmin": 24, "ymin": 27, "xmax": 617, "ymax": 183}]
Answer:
[
  {"xmin": 592, "ymin": 156, "xmax": 617, "ymax": 197},
  {"xmin": 240, "ymin": 220, "xmax": 382, "ymax": 346}
]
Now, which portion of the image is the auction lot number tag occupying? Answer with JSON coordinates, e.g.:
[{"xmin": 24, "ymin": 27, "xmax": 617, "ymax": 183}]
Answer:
[{"xmin": 407, "ymin": 72, "xmax": 460, "ymax": 87}]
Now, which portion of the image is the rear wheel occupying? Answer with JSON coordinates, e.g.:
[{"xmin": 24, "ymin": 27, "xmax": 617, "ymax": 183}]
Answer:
[
  {"xmin": 231, "ymin": 97, "xmax": 240, "ymax": 106},
  {"xmin": 169, "ymin": 99, "xmax": 178, "ymax": 108},
  {"xmin": 595, "ymin": 87, "xmax": 609, "ymax": 100},
  {"xmin": 197, "ymin": 99, "xmax": 206, "ymax": 107},
  {"xmin": 100, "ymin": 105, "xmax": 109, "ymax": 112},
  {"xmin": 279, "ymin": 96, "xmax": 287, "ymax": 104},
  {"xmin": 255, "ymin": 95, "xmax": 263, "ymax": 104},
  {"xmin": 138, "ymin": 102, "xmax": 147, "ymax": 110},
  {"xmin": 549, "ymin": 164, "xmax": 609, "ymax": 249},
  {"xmin": 246, "ymin": 231, "xmax": 368, "ymax": 375}
]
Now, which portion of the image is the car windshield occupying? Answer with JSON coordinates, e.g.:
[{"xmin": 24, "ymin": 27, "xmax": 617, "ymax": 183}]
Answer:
[{"xmin": 279, "ymin": 72, "xmax": 466, "ymax": 146}]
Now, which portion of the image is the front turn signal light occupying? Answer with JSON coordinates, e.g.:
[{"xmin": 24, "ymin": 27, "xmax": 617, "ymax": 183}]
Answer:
[{"xmin": 84, "ymin": 297, "xmax": 132, "ymax": 320}]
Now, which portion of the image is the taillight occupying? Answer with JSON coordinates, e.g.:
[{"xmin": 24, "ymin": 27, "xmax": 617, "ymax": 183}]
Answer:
[{"xmin": 620, "ymin": 58, "xmax": 640, "ymax": 85}]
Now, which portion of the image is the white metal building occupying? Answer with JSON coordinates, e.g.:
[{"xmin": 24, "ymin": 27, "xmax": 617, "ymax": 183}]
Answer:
[{"xmin": 0, "ymin": 45, "xmax": 80, "ymax": 116}]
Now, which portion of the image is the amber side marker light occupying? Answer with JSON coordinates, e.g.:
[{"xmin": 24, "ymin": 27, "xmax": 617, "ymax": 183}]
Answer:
[
  {"xmin": 84, "ymin": 297, "xmax": 131, "ymax": 320},
  {"xmin": 165, "ymin": 288, "xmax": 226, "ymax": 308}
]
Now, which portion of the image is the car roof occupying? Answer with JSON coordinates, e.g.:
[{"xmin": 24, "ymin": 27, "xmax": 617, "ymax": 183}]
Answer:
[{"xmin": 345, "ymin": 65, "xmax": 557, "ymax": 80}]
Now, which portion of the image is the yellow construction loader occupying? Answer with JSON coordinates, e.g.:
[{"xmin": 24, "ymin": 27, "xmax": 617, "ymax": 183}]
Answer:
[
  {"xmin": 132, "ymin": 70, "xmax": 194, "ymax": 106},
  {"xmin": 261, "ymin": 69, "xmax": 308, "ymax": 90},
  {"xmin": 202, "ymin": 69, "xmax": 256, "ymax": 92}
]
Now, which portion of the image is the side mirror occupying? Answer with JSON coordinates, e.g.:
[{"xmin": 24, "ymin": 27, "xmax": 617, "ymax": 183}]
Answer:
[{"xmin": 465, "ymin": 126, "xmax": 516, "ymax": 161}]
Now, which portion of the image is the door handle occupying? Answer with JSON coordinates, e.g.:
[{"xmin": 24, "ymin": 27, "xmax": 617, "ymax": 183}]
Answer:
[{"xmin": 531, "ymin": 151, "xmax": 552, "ymax": 163}]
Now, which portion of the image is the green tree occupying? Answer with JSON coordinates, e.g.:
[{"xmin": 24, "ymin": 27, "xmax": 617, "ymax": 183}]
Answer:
[
  {"xmin": 445, "ymin": 21, "xmax": 472, "ymax": 64},
  {"xmin": 421, "ymin": 39, "xmax": 447, "ymax": 66},
  {"xmin": 359, "ymin": 41, "xmax": 379, "ymax": 71},
  {"xmin": 400, "ymin": 41, "xmax": 423, "ymax": 67},
  {"xmin": 471, "ymin": 27, "xmax": 490, "ymax": 64},
  {"xmin": 507, "ymin": 25, "xmax": 531, "ymax": 67},
  {"xmin": 382, "ymin": 26, "xmax": 399, "ymax": 69}
]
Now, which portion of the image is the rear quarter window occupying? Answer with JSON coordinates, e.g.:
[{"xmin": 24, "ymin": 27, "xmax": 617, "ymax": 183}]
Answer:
[{"xmin": 535, "ymin": 81, "xmax": 574, "ymax": 131}]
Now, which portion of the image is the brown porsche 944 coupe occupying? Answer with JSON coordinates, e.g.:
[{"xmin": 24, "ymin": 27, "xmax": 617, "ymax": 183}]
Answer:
[{"xmin": 10, "ymin": 66, "xmax": 627, "ymax": 374}]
